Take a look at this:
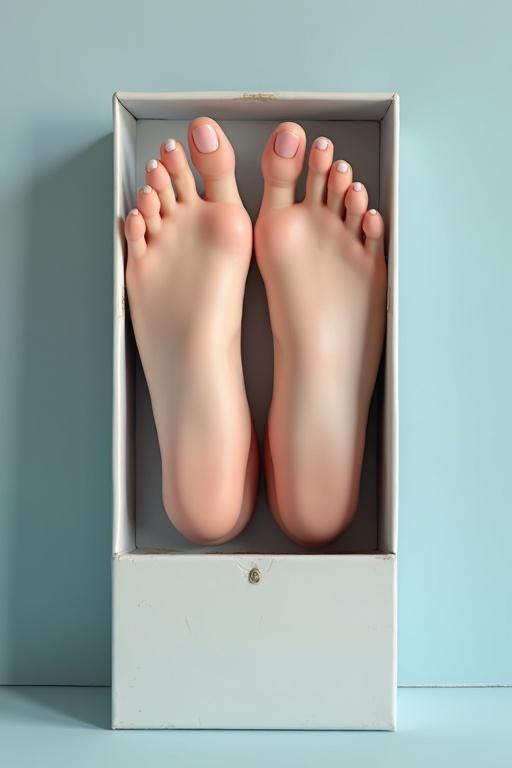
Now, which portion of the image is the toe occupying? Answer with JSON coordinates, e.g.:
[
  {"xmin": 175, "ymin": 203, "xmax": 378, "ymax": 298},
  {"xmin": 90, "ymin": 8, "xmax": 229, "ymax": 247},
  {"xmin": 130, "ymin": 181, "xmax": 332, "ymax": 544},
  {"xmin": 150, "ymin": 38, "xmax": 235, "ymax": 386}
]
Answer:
[
  {"xmin": 327, "ymin": 160, "xmax": 353, "ymax": 216},
  {"xmin": 344, "ymin": 181, "xmax": 369, "ymax": 239},
  {"xmin": 137, "ymin": 184, "xmax": 161, "ymax": 238},
  {"xmin": 145, "ymin": 158, "xmax": 175, "ymax": 216},
  {"xmin": 124, "ymin": 208, "xmax": 146, "ymax": 259},
  {"xmin": 159, "ymin": 138, "xmax": 197, "ymax": 202},
  {"xmin": 188, "ymin": 117, "xmax": 241, "ymax": 204},
  {"xmin": 363, "ymin": 208, "xmax": 385, "ymax": 257},
  {"xmin": 261, "ymin": 121, "xmax": 306, "ymax": 210},
  {"xmin": 304, "ymin": 136, "xmax": 334, "ymax": 205}
]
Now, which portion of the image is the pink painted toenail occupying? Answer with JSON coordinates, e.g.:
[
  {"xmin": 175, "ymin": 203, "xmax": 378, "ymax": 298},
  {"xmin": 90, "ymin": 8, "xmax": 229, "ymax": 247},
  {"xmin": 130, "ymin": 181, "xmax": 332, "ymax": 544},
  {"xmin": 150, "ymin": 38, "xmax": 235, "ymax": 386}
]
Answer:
[
  {"xmin": 129, "ymin": 208, "xmax": 139, "ymax": 216},
  {"xmin": 352, "ymin": 182, "xmax": 362, "ymax": 192},
  {"xmin": 192, "ymin": 124, "xmax": 219, "ymax": 153},
  {"xmin": 146, "ymin": 159, "xmax": 158, "ymax": 172},
  {"xmin": 143, "ymin": 185, "xmax": 152, "ymax": 194},
  {"xmin": 164, "ymin": 138, "xmax": 177, "ymax": 152},
  {"xmin": 274, "ymin": 130, "xmax": 300, "ymax": 159},
  {"xmin": 337, "ymin": 161, "xmax": 349, "ymax": 173},
  {"xmin": 369, "ymin": 208, "xmax": 377, "ymax": 215},
  {"xmin": 315, "ymin": 137, "xmax": 329, "ymax": 150}
]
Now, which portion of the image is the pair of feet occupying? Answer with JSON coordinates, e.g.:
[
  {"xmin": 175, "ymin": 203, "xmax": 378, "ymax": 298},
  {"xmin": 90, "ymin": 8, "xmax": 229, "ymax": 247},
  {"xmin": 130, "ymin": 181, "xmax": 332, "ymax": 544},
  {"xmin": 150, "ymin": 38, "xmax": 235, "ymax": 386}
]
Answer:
[{"xmin": 124, "ymin": 118, "xmax": 387, "ymax": 548}]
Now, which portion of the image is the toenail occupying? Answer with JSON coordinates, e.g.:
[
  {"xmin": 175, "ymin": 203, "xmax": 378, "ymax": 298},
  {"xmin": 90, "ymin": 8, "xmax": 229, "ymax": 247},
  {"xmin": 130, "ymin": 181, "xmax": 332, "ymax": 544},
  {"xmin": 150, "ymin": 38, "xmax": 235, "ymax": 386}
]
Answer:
[
  {"xmin": 352, "ymin": 182, "xmax": 362, "ymax": 192},
  {"xmin": 315, "ymin": 137, "xmax": 329, "ymax": 151},
  {"xmin": 142, "ymin": 185, "xmax": 152, "ymax": 194},
  {"xmin": 146, "ymin": 159, "xmax": 158, "ymax": 172},
  {"xmin": 369, "ymin": 208, "xmax": 377, "ymax": 215},
  {"xmin": 337, "ymin": 161, "xmax": 349, "ymax": 173},
  {"xmin": 192, "ymin": 124, "xmax": 219, "ymax": 154},
  {"xmin": 129, "ymin": 208, "xmax": 139, "ymax": 216},
  {"xmin": 164, "ymin": 138, "xmax": 177, "ymax": 152},
  {"xmin": 274, "ymin": 130, "xmax": 300, "ymax": 159}
]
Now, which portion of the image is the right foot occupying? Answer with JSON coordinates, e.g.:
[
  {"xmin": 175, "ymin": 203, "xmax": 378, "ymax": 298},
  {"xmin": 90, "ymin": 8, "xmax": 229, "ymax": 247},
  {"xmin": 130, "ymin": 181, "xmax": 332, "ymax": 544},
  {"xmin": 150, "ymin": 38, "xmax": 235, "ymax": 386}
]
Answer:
[
  {"xmin": 255, "ymin": 123, "xmax": 387, "ymax": 547},
  {"xmin": 124, "ymin": 118, "xmax": 258, "ymax": 545}
]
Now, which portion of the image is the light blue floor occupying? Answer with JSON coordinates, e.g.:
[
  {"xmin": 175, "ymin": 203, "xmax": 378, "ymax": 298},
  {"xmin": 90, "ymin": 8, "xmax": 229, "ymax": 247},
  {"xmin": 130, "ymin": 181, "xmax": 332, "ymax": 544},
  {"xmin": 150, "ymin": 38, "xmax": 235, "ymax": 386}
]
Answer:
[{"xmin": 0, "ymin": 687, "xmax": 510, "ymax": 767}]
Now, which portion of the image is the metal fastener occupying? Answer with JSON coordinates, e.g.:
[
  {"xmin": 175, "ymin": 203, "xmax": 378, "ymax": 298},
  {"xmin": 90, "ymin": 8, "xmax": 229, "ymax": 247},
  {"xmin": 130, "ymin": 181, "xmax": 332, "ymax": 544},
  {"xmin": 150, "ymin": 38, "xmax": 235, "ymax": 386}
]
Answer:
[{"xmin": 248, "ymin": 567, "xmax": 261, "ymax": 584}]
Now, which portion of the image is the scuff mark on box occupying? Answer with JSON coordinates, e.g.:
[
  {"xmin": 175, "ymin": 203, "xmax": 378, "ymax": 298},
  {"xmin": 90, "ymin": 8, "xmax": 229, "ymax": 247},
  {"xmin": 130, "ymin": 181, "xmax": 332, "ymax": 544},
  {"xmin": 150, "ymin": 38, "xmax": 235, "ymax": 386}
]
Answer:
[{"xmin": 234, "ymin": 92, "xmax": 277, "ymax": 102}]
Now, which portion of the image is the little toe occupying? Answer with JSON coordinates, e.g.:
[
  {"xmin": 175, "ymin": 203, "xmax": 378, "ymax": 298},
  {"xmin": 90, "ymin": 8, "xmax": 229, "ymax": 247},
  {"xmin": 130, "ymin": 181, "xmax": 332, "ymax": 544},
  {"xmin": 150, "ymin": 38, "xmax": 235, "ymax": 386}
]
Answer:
[
  {"xmin": 261, "ymin": 122, "xmax": 306, "ymax": 210},
  {"xmin": 159, "ymin": 138, "xmax": 197, "ymax": 202},
  {"xmin": 344, "ymin": 181, "xmax": 369, "ymax": 239},
  {"xmin": 327, "ymin": 160, "xmax": 353, "ymax": 216},
  {"xmin": 188, "ymin": 117, "xmax": 241, "ymax": 204},
  {"xmin": 145, "ymin": 158, "xmax": 175, "ymax": 216},
  {"xmin": 363, "ymin": 208, "xmax": 385, "ymax": 257},
  {"xmin": 137, "ymin": 185, "xmax": 162, "ymax": 238},
  {"xmin": 304, "ymin": 136, "xmax": 334, "ymax": 205},
  {"xmin": 124, "ymin": 208, "xmax": 146, "ymax": 259}
]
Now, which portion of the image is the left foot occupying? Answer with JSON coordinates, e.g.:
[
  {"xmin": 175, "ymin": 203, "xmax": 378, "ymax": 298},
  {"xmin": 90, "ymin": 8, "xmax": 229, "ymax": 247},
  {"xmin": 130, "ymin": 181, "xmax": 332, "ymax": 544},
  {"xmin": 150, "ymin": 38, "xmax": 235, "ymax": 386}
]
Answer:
[{"xmin": 255, "ymin": 123, "xmax": 387, "ymax": 547}]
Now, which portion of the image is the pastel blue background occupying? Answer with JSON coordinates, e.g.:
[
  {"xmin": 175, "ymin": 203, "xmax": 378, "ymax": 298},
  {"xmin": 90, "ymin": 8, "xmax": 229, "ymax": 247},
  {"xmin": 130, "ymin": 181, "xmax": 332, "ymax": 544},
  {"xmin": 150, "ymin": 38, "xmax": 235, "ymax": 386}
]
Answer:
[{"xmin": 0, "ymin": 0, "xmax": 510, "ymax": 687}]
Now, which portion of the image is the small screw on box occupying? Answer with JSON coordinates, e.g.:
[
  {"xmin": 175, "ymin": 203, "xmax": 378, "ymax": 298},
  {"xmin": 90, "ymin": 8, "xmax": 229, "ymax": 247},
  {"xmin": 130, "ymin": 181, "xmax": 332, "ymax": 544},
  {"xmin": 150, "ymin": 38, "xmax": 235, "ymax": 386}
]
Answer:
[{"xmin": 248, "ymin": 567, "xmax": 261, "ymax": 584}]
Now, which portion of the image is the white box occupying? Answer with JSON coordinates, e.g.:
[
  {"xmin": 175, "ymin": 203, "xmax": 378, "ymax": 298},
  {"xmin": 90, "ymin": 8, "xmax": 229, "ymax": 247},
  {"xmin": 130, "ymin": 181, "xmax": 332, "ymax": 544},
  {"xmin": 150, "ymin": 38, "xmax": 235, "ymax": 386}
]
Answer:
[{"xmin": 112, "ymin": 92, "xmax": 399, "ymax": 730}]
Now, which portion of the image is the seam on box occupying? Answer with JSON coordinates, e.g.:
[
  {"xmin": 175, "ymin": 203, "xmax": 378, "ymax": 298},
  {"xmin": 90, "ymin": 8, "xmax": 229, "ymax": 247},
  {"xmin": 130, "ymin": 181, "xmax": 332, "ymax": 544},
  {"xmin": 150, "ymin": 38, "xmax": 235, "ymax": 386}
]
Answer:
[
  {"xmin": 113, "ymin": 91, "xmax": 137, "ymax": 120},
  {"xmin": 381, "ymin": 95, "xmax": 396, "ymax": 120},
  {"xmin": 114, "ymin": 550, "xmax": 395, "ymax": 560}
]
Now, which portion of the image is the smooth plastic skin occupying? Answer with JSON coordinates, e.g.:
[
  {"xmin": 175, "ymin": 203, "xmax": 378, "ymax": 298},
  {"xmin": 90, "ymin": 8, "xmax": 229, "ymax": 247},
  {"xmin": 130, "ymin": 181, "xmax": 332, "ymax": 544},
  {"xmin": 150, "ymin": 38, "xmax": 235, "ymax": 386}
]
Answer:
[
  {"xmin": 124, "ymin": 118, "xmax": 258, "ymax": 545},
  {"xmin": 255, "ymin": 123, "xmax": 387, "ymax": 547},
  {"xmin": 125, "ymin": 119, "xmax": 387, "ymax": 549}
]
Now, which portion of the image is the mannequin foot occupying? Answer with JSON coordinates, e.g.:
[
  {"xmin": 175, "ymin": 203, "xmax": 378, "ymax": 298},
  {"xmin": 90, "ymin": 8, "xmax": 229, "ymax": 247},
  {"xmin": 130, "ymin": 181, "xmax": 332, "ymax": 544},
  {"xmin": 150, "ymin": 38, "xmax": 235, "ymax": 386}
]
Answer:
[
  {"xmin": 255, "ymin": 124, "xmax": 387, "ymax": 547},
  {"xmin": 125, "ymin": 118, "xmax": 258, "ymax": 545}
]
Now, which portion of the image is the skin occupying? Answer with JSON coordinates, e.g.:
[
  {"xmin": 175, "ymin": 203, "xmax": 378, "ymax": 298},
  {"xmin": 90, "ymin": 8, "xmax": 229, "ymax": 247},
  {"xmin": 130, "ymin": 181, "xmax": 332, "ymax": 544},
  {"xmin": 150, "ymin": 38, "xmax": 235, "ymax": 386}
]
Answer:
[
  {"xmin": 124, "ymin": 118, "xmax": 387, "ymax": 549},
  {"xmin": 124, "ymin": 117, "xmax": 258, "ymax": 545},
  {"xmin": 255, "ymin": 122, "xmax": 387, "ymax": 547}
]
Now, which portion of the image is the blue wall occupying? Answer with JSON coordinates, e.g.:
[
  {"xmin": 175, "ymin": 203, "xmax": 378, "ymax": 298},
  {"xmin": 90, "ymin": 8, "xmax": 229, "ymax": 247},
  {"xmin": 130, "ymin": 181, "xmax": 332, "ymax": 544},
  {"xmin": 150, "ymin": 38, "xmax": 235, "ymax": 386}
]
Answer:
[{"xmin": 1, "ymin": 0, "xmax": 510, "ymax": 685}]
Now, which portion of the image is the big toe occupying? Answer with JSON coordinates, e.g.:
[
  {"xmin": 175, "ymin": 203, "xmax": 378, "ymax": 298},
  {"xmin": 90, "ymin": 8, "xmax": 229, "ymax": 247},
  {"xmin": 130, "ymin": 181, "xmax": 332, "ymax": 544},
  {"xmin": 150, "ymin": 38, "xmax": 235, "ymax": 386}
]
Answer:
[
  {"xmin": 188, "ymin": 117, "xmax": 241, "ymax": 204},
  {"xmin": 261, "ymin": 122, "xmax": 306, "ymax": 210}
]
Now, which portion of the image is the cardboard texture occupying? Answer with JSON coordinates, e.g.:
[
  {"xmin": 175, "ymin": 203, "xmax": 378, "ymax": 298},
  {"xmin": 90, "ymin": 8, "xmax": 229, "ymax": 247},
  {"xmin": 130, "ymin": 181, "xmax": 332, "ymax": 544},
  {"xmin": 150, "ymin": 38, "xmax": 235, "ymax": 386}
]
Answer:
[{"xmin": 112, "ymin": 92, "xmax": 399, "ymax": 729}]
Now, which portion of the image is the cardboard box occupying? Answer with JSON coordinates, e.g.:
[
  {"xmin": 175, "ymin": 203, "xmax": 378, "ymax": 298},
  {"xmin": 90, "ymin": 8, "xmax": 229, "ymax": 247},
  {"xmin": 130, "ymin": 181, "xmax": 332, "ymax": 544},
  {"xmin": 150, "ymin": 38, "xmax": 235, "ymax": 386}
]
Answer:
[{"xmin": 112, "ymin": 92, "xmax": 399, "ymax": 729}]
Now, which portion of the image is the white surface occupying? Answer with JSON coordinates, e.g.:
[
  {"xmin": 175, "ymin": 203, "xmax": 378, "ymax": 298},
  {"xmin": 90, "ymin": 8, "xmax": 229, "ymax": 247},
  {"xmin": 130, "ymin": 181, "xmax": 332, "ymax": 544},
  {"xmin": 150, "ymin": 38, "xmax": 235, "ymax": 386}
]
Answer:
[
  {"xmin": 379, "ymin": 95, "xmax": 400, "ymax": 554},
  {"xmin": 112, "ymin": 97, "xmax": 136, "ymax": 556},
  {"xmin": 112, "ymin": 553, "xmax": 396, "ymax": 730}
]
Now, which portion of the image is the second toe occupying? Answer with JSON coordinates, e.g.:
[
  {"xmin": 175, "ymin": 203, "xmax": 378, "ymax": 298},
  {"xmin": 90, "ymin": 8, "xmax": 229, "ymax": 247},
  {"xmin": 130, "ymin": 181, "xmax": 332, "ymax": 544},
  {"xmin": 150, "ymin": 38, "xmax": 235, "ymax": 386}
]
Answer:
[{"xmin": 304, "ymin": 136, "xmax": 334, "ymax": 205}]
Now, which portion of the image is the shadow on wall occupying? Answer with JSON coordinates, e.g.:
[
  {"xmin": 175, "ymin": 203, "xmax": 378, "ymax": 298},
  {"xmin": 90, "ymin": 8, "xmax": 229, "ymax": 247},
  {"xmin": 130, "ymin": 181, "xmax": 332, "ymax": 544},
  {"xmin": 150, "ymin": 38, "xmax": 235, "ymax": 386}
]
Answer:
[
  {"xmin": 0, "ymin": 685, "xmax": 110, "ymax": 729},
  {"xmin": 7, "ymin": 134, "xmax": 113, "ymax": 684}
]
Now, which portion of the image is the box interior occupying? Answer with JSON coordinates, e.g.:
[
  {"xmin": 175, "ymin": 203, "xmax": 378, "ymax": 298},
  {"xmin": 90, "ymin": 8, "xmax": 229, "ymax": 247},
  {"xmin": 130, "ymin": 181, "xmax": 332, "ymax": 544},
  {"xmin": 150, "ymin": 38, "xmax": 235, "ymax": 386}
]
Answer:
[{"xmin": 113, "ymin": 94, "xmax": 398, "ymax": 557}]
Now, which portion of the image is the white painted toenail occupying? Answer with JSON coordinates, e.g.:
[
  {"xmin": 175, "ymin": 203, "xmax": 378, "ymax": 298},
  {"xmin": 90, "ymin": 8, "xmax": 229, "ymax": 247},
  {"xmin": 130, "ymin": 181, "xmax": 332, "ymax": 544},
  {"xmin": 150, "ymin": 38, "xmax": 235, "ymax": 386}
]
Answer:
[
  {"xmin": 369, "ymin": 208, "xmax": 377, "ymax": 215},
  {"xmin": 164, "ymin": 138, "xmax": 177, "ymax": 152},
  {"xmin": 337, "ymin": 161, "xmax": 349, "ymax": 173},
  {"xmin": 146, "ymin": 159, "xmax": 158, "ymax": 172},
  {"xmin": 315, "ymin": 137, "xmax": 329, "ymax": 150},
  {"xmin": 129, "ymin": 208, "xmax": 139, "ymax": 216},
  {"xmin": 143, "ymin": 185, "xmax": 152, "ymax": 194},
  {"xmin": 353, "ymin": 182, "xmax": 362, "ymax": 192}
]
